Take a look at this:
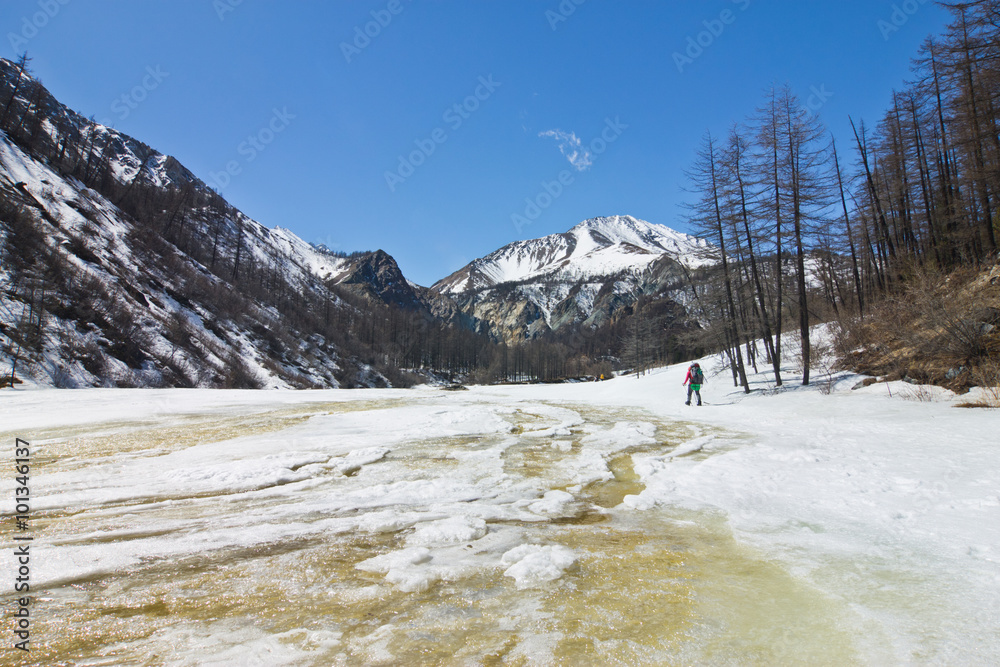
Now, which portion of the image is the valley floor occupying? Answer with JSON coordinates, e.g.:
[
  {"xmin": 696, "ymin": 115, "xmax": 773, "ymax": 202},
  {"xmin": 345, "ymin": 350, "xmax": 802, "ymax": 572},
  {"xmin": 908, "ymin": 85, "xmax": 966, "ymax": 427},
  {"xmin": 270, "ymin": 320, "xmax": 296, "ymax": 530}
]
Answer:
[{"xmin": 1, "ymin": 352, "xmax": 998, "ymax": 665}]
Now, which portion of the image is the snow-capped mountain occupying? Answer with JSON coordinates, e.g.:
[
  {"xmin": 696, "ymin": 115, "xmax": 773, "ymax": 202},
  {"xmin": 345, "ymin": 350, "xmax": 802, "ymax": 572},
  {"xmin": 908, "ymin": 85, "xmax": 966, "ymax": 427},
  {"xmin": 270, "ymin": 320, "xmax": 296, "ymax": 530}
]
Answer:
[
  {"xmin": 435, "ymin": 215, "xmax": 713, "ymax": 294},
  {"xmin": 433, "ymin": 215, "xmax": 715, "ymax": 340}
]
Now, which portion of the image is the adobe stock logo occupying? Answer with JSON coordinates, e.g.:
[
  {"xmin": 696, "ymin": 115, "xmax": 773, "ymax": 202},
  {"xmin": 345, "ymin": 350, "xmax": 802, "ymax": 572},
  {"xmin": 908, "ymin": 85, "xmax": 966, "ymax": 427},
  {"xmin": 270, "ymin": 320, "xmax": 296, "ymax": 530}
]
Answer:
[
  {"xmin": 672, "ymin": 0, "xmax": 751, "ymax": 74},
  {"xmin": 545, "ymin": 0, "xmax": 587, "ymax": 31},
  {"xmin": 341, "ymin": 0, "xmax": 411, "ymax": 64},
  {"xmin": 98, "ymin": 66, "xmax": 169, "ymax": 125},
  {"xmin": 385, "ymin": 75, "xmax": 501, "ymax": 192},
  {"xmin": 7, "ymin": 0, "xmax": 72, "ymax": 52},
  {"xmin": 799, "ymin": 84, "xmax": 833, "ymax": 119},
  {"xmin": 213, "ymin": 0, "xmax": 243, "ymax": 21},
  {"xmin": 208, "ymin": 108, "xmax": 295, "ymax": 191},
  {"xmin": 878, "ymin": 0, "xmax": 930, "ymax": 41}
]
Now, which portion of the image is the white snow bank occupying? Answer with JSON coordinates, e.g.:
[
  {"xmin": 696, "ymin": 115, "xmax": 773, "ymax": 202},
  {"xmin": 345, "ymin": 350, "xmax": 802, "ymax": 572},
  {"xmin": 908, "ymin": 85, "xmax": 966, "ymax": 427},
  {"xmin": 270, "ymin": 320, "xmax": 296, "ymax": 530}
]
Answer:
[
  {"xmin": 579, "ymin": 420, "xmax": 657, "ymax": 450},
  {"xmin": 357, "ymin": 547, "xmax": 437, "ymax": 593},
  {"xmin": 330, "ymin": 447, "xmax": 388, "ymax": 475},
  {"xmin": 526, "ymin": 489, "xmax": 575, "ymax": 516},
  {"xmin": 666, "ymin": 435, "xmax": 715, "ymax": 458},
  {"xmin": 406, "ymin": 517, "xmax": 488, "ymax": 547},
  {"xmin": 502, "ymin": 544, "xmax": 578, "ymax": 589},
  {"xmin": 469, "ymin": 325, "xmax": 1000, "ymax": 663}
]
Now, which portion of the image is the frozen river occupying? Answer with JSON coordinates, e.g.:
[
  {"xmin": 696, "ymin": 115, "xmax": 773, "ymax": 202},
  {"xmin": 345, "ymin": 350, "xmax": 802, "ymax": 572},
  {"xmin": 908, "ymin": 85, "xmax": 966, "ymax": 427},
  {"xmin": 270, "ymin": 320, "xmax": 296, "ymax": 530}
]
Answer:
[{"xmin": 2, "ymin": 369, "xmax": 998, "ymax": 665}]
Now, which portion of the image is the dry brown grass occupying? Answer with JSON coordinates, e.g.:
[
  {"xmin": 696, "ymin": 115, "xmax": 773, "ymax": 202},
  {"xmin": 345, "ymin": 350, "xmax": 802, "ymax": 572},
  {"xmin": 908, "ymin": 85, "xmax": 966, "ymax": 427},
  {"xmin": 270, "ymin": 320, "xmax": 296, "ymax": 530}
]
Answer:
[
  {"xmin": 970, "ymin": 356, "xmax": 1000, "ymax": 407},
  {"xmin": 834, "ymin": 262, "xmax": 1000, "ymax": 397}
]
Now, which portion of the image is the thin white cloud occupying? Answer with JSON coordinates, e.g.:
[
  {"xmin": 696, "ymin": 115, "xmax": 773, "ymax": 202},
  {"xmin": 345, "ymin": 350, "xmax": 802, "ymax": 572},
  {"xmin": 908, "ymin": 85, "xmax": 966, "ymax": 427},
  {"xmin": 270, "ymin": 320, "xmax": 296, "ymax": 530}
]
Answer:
[{"xmin": 539, "ymin": 129, "xmax": 592, "ymax": 171}]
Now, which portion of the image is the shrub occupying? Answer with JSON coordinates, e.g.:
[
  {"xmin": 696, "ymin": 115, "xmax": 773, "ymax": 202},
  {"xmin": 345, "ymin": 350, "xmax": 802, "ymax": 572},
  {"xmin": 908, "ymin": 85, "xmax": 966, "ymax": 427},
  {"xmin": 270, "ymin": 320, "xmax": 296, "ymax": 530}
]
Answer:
[
  {"xmin": 970, "ymin": 357, "xmax": 1000, "ymax": 408},
  {"xmin": 834, "ymin": 263, "xmax": 1000, "ymax": 392}
]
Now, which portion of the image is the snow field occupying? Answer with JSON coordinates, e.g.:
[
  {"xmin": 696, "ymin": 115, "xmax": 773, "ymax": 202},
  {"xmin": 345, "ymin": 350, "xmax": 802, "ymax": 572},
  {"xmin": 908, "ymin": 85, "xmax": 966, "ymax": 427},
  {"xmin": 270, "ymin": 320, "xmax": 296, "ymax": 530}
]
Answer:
[
  {"xmin": 2, "ymin": 348, "xmax": 998, "ymax": 663},
  {"xmin": 472, "ymin": 341, "xmax": 1000, "ymax": 664}
]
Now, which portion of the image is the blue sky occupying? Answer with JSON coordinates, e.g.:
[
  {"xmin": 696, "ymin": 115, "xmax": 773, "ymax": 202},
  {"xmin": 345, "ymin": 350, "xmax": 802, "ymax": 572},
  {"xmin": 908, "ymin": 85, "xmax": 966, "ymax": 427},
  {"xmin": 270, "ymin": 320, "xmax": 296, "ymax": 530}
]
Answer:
[{"xmin": 4, "ymin": 0, "xmax": 951, "ymax": 286}]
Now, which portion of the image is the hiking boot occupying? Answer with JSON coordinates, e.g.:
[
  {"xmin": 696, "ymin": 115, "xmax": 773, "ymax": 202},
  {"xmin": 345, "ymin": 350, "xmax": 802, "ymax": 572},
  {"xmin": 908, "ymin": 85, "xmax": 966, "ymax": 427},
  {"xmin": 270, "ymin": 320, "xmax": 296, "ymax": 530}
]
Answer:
[
  {"xmin": 685, "ymin": 401, "xmax": 691, "ymax": 406},
  {"xmin": 697, "ymin": 402, "xmax": 702, "ymax": 406}
]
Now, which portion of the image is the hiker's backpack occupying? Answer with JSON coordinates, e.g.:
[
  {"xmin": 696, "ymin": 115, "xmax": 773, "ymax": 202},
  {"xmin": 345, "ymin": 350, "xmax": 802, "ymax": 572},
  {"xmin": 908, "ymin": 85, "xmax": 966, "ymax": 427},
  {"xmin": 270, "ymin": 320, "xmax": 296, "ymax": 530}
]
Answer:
[{"xmin": 691, "ymin": 367, "xmax": 705, "ymax": 385}]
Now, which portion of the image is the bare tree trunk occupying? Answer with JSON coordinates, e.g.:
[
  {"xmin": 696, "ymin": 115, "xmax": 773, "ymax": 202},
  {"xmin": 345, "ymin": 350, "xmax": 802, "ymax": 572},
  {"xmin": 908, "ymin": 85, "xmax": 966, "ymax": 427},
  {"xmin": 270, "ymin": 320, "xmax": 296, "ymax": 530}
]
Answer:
[
  {"xmin": 788, "ymin": 138, "xmax": 811, "ymax": 386},
  {"xmin": 707, "ymin": 134, "xmax": 751, "ymax": 394},
  {"xmin": 959, "ymin": 13, "xmax": 998, "ymax": 256},
  {"xmin": 735, "ymin": 134, "xmax": 779, "ymax": 379},
  {"xmin": 833, "ymin": 138, "xmax": 865, "ymax": 315},
  {"xmin": 852, "ymin": 118, "xmax": 897, "ymax": 278},
  {"xmin": 1, "ymin": 53, "xmax": 31, "ymax": 126}
]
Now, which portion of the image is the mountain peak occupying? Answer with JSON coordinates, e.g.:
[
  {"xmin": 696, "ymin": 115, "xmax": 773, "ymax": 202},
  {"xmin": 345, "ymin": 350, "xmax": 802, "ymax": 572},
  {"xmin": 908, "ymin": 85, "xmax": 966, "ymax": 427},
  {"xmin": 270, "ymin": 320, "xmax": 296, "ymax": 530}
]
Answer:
[
  {"xmin": 429, "ymin": 214, "xmax": 714, "ymax": 340},
  {"xmin": 571, "ymin": 215, "xmax": 705, "ymax": 253},
  {"xmin": 571, "ymin": 214, "xmax": 644, "ymax": 232},
  {"xmin": 433, "ymin": 215, "xmax": 713, "ymax": 296}
]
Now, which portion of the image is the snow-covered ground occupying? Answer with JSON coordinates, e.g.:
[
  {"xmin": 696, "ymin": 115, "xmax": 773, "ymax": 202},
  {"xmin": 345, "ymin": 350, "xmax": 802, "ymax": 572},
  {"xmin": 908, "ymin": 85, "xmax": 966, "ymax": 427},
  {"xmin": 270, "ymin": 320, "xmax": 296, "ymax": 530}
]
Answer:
[{"xmin": 1, "ymin": 346, "xmax": 998, "ymax": 665}]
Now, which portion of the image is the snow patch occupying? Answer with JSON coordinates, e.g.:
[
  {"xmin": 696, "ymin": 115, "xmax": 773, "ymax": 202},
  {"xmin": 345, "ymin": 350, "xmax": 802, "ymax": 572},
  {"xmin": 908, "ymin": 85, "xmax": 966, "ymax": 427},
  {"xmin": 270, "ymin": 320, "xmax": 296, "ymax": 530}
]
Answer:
[{"xmin": 501, "ymin": 544, "xmax": 578, "ymax": 589}]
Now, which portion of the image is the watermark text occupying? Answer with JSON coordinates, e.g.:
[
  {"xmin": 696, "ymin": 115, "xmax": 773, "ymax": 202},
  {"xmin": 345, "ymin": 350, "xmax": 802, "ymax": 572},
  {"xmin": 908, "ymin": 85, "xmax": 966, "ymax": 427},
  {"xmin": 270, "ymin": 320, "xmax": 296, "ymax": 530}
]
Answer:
[
  {"xmin": 208, "ymin": 107, "xmax": 295, "ymax": 191},
  {"xmin": 12, "ymin": 438, "xmax": 33, "ymax": 653},
  {"xmin": 385, "ymin": 75, "xmax": 501, "ymax": 192}
]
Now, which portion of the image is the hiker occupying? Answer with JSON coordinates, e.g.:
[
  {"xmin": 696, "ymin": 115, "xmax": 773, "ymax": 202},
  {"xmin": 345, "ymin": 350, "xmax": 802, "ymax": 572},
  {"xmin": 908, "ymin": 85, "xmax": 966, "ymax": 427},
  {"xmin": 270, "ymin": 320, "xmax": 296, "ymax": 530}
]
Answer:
[{"xmin": 682, "ymin": 362, "xmax": 705, "ymax": 406}]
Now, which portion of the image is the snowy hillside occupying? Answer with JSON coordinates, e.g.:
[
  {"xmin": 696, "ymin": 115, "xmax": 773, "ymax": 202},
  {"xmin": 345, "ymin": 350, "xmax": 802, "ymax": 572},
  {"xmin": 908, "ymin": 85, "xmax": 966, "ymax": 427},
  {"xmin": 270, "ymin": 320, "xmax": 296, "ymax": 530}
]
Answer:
[
  {"xmin": 0, "ymin": 128, "xmax": 349, "ymax": 388},
  {"xmin": 431, "ymin": 215, "xmax": 712, "ymax": 340},
  {"xmin": 0, "ymin": 58, "xmax": 468, "ymax": 388},
  {"xmin": 266, "ymin": 227, "xmax": 351, "ymax": 282},
  {"xmin": 435, "ymin": 215, "xmax": 714, "ymax": 294}
]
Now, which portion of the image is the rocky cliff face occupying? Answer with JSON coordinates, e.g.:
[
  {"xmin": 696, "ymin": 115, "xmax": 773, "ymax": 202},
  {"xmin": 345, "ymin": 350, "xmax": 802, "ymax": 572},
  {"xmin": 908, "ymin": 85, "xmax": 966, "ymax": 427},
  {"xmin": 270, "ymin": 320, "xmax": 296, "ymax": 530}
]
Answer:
[
  {"xmin": 434, "ymin": 215, "xmax": 713, "ymax": 341},
  {"xmin": 335, "ymin": 250, "xmax": 424, "ymax": 309}
]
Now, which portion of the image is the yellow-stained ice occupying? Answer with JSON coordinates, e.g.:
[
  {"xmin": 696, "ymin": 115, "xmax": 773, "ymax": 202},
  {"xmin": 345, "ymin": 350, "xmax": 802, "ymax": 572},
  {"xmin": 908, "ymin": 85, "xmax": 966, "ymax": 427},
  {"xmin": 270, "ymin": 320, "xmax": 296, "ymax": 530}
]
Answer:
[{"xmin": 6, "ymin": 398, "xmax": 859, "ymax": 666}]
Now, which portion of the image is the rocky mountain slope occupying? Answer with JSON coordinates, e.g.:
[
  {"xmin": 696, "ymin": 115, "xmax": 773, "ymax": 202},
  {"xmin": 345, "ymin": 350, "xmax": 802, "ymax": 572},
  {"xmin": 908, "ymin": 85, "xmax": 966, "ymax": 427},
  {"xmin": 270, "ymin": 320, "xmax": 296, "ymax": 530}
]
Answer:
[
  {"xmin": 433, "ymin": 215, "xmax": 715, "ymax": 341},
  {"xmin": 0, "ymin": 58, "xmax": 479, "ymax": 388}
]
